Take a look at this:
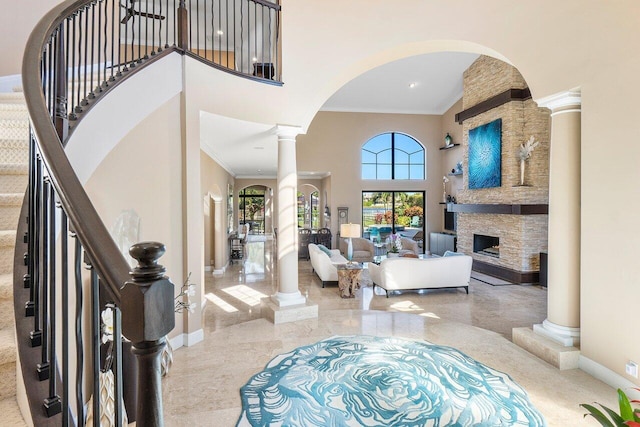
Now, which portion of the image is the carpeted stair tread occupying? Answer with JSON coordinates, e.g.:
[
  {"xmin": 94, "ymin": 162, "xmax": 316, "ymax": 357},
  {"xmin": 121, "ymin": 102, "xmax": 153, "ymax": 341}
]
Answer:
[
  {"xmin": 0, "ymin": 328, "xmax": 16, "ymax": 366},
  {"xmin": 0, "ymin": 93, "xmax": 25, "ymax": 104},
  {"xmin": 0, "ymin": 397, "xmax": 26, "ymax": 426},
  {"xmin": 0, "ymin": 193, "xmax": 24, "ymax": 206},
  {"xmin": 0, "ymin": 230, "xmax": 16, "ymax": 247},
  {"xmin": 0, "ymin": 274, "xmax": 11, "ymax": 300},
  {"xmin": 0, "ymin": 164, "xmax": 28, "ymax": 175}
]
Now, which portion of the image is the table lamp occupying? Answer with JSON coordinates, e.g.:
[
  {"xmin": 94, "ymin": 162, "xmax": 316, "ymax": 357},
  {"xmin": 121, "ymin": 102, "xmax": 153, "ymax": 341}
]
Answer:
[{"xmin": 340, "ymin": 223, "xmax": 361, "ymax": 262}]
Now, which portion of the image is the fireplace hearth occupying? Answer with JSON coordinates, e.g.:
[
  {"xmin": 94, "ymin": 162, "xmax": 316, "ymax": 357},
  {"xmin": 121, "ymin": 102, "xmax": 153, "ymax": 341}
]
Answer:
[{"xmin": 474, "ymin": 234, "xmax": 500, "ymax": 258}]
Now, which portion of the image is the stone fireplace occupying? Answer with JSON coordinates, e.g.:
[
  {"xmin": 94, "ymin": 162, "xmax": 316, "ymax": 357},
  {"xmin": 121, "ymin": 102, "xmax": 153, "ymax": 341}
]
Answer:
[
  {"xmin": 474, "ymin": 234, "xmax": 500, "ymax": 258},
  {"xmin": 451, "ymin": 56, "xmax": 550, "ymax": 283}
]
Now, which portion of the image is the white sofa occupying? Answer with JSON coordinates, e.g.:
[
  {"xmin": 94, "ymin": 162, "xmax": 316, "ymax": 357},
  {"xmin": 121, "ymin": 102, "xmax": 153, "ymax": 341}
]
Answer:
[
  {"xmin": 308, "ymin": 243, "xmax": 348, "ymax": 287},
  {"xmin": 368, "ymin": 254, "xmax": 473, "ymax": 297}
]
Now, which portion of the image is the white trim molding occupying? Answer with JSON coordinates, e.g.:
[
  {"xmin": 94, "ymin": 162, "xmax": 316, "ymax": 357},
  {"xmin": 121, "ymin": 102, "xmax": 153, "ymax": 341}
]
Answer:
[
  {"xmin": 533, "ymin": 319, "xmax": 580, "ymax": 347},
  {"xmin": 169, "ymin": 328, "xmax": 204, "ymax": 349},
  {"xmin": 580, "ymin": 356, "xmax": 639, "ymax": 394},
  {"xmin": 536, "ymin": 88, "xmax": 581, "ymax": 113},
  {"xmin": 271, "ymin": 291, "xmax": 307, "ymax": 307}
]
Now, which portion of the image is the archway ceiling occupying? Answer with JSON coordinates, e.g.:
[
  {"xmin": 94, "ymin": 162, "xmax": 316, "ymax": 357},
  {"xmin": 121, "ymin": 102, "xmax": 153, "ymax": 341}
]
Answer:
[{"xmin": 200, "ymin": 52, "xmax": 479, "ymax": 179}]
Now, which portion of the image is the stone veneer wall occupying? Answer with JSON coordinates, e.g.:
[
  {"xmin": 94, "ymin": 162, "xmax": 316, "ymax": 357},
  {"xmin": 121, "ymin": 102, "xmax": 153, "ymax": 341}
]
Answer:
[{"xmin": 456, "ymin": 56, "xmax": 551, "ymax": 273}]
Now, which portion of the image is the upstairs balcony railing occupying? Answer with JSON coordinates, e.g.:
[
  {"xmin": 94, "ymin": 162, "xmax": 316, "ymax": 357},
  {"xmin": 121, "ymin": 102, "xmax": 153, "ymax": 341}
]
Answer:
[{"xmin": 17, "ymin": 0, "xmax": 281, "ymax": 426}]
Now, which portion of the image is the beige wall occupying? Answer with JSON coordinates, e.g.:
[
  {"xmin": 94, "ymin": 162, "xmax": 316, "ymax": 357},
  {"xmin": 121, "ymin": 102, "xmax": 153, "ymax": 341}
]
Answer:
[
  {"xmin": 85, "ymin": 94, "xmax": 184, "ymax": 338},
  {"xmin": 297, "ymin": 111, "xmax": 444, "ymax": 247},
  {"xmin": 0, "ymin": 0, "xmax": 63, "ymax": 76}
]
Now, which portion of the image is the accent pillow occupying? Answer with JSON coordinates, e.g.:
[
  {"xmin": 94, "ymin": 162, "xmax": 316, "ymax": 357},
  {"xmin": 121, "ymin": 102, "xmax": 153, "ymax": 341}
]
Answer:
[
  {"xmin": 443, "ymin": 250, "xmax": 463, "ymax": 257},
  {"xmin": 317, "ymin": 244, "xmax": 332, "ymax": 256}
]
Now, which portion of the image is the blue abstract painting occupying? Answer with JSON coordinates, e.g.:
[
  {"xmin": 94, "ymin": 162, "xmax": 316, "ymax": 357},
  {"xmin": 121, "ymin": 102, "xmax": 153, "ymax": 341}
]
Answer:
[
  {"xmin": 469, "ymin": 119, "xmax": 502, "ymax": 189},
  {"xmin": 237, "ymin": 335, "xmax": 546, "ymax": 426}
]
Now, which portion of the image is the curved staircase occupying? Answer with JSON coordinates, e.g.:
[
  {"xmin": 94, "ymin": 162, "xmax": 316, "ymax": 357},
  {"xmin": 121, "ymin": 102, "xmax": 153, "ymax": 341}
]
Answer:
[{"xmin": 0, "ymin": 90, "xmax": 29, "ymax": 426}]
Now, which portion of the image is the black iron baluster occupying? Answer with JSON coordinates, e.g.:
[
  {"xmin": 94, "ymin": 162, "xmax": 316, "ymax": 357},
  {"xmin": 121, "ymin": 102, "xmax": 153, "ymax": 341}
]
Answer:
[
  {"xmin": 24, "ymin": 133, "xmax": 35, "ymax": 315},
  {"xmin": 55, "ymin": 23, "xmax": 69, "ymax": 141},
  {"xmin": 82, "ymin": 6, "xmax": 89, "ymax": 106},
  {"xmin": 97, "ymin": 0, "xmax": 102, "ymax": 91},
  {"xmin": 90, "ymin": 263, "xmax": 100, "ymax": 427},
  {"xmin": 111, "ymin": 0, "xmax": 117, "ymax": 79},
  {"xmin": 253, "ymin": 1, "xmax": 256, "ymax": 75},
  {"xmin": 143, "ymin": 0, "xmax": 148, "ymax": 59},
  {"xmin": 137, "ymin": 0, "xmax": 142, "ymax": 62},
  {"xmin": 122, "ymin": 0, "xmax": 129, "ymax": 71},
  {"xmin": 196, "ymin": 0, "xmax": 199, "ymax": 56},
  {"xmin": 61, "ymin": 209, "xmax": 70, "ymax": 426},
  {"xmin": 225, "ymin": 0, "xmax": 229, "ymax": 68},
  {"xmin": 29, "ymin": 154, "xmax": 42, "ymax": 346},
  {"xmin": 46, "ymin": 40, "xmax": 53, "ymax": 118},
  {"xmin": 74, "ymin": 235, "xmax": 85, "ymax": 427},
  {"xmin": 218, "ymin": 0, "xmax": 222, "ymax": 64},
  {"xmin": 70, "ymin": 13, "xmax": 78, "ymax": 120},
  {"xmin": 36, "ymin": 178, "xmax": 50, "ymax": 380},
  {"xmin": 246, "ymin": 0, "xmax": 249, "ymax": 72},
  {"xmin": 260, "ymin": 3, "xmax": 264, "ymax": 74},
  {"xmin": 233, "ymin": 0, "xmax": 236, "ymax": 70},
  {"xmin": 89, "ymin": 3, "xmax": 96, "ymax": 99},
  {"xmin": 239, "ymin": 0, "xmax": 243, "ymax": 73},
  {"xmin": 211, "ymin": 0, "xmax": 217, "ymax": 62},
  {"xmin": 202, "ymin": 0, "xmax": 206, "ymax": 60},
  {"xmin": 151, "ymin": 0, "xmax": 156, "ymax": 54},
  {"xmin": 44, "ymin": 184, "xmax": 61, "ymax": 417},
  {"xmin": 102, "ymin": 0, "xmax": 108, "ymax": 85},
  {"xmin": 188, "ymin": 0, "xmax": 192, "ymax": 52}
]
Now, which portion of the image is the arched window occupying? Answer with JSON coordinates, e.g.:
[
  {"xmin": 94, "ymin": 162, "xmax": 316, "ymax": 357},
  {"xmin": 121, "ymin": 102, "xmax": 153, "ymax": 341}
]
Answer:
[{"xmin": 361, "ymin": 132, "xmax": 425, "ymax": 180}]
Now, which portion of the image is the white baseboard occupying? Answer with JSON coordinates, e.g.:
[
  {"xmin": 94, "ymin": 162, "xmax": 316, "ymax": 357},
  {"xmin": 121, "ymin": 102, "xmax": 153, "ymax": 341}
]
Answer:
[
  {"xmin": 168, "ymin": 328, "xmax": 204, "ymax": 350},
  {"xmin": 579, "ymin": 355, "xmax": 639, "ymax": 394}
]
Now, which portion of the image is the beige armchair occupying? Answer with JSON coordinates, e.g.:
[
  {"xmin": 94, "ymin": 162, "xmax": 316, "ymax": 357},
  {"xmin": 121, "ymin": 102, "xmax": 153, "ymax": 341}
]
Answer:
[
  {"xmin": 399, "ymin": 237, "xmax": 420, "ymax": 256},
  {"xmin": 339, "ymin": 237, "xmax": 374, "ymax": 263}
]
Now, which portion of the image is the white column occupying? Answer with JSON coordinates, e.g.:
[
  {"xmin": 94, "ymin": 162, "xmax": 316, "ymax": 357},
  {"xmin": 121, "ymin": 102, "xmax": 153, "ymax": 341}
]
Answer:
[
  {"xmin": 534, "ymin": 89, "xmax": 582, "ymax": 346},
  {"xmin": 212, "ymin": 195, "xmax": 225, "ymax": 273},
  {"xmin": 272, "ymin": 125, "xmax": 306, "ymax": 306}
]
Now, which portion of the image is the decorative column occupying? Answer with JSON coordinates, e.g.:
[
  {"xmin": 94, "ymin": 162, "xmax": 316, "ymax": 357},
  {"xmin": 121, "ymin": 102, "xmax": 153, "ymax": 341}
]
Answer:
[
  {"xmin": 273, "ymin": 125, "xmax": 306, "ymax": 307},
  {"xmin": 534, "ymin": 89, "xmax": 582, "ymax": 346}
]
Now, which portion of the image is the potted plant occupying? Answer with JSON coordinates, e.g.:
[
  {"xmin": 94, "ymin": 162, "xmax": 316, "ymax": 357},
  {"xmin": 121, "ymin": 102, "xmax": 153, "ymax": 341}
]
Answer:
[
  {"xmin": 386, "ymin": 233, "xmax": 402, "ymax": 257},
  {"xmin": 581, "ymin": 388, "xmax": 640, "ymax": 426}
]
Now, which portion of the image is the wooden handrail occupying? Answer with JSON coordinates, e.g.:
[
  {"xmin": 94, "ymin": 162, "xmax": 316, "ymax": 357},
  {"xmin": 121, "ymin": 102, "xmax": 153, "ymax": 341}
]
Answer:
[{"xmin": 23, "ymin": 0, "xmax": 129, "ymax": 303}]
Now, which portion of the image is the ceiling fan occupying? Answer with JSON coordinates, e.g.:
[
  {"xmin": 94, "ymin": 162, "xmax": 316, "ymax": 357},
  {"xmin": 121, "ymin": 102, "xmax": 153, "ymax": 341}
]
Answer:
[{"xmin": 120, "ymin": 0, "xmax": 166, "ymax": 24}]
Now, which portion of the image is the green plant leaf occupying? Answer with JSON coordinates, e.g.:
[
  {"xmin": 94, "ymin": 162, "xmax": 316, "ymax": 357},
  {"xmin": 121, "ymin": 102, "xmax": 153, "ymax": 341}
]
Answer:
[
  {"xmin": 600, "ymin": 405, "xmax": 627, "ymax": 425},
  {"xmin": 581, "ymin": 403, "xmax": 616, "ymax": 427},
  {"xmin": 619, "ymin": 389, "xmax": 635, "ymax": 421}
]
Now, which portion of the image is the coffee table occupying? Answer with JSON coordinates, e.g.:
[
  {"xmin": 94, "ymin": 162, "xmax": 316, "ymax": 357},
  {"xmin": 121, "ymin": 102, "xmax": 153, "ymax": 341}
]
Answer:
[{"xmin": 336, "ymin": 263, "xmax": 362, "ymax": 298}]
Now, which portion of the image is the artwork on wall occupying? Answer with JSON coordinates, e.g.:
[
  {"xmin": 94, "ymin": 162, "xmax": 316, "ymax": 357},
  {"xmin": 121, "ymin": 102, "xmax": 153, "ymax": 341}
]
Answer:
[{"xmin": 468, "ymin": 118, "xmax": 502, "ymax": 189}]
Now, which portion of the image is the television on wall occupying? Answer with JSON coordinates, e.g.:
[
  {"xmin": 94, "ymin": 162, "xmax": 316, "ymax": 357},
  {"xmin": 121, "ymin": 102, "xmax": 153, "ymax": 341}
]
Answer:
[{"xmin": 444, "ymin": 209, "xmax": 457, "ymax": 232}]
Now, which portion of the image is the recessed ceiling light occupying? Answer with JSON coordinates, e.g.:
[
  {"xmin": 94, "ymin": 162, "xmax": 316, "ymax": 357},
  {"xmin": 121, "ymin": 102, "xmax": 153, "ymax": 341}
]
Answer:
[
  {"xmin": 409, "ymin": 82, "xmax": 417, "ymax": 89},
  {"xmin": 253, "ymin": 146, "xmax": 264, "ymax": 150},
  {"xmin": 217, "ymin": 30, "xmax": 224, "ymax": 35},
  {"xmin": 252, "ymin": 57, "xmax": 258, "ymax": 62}
]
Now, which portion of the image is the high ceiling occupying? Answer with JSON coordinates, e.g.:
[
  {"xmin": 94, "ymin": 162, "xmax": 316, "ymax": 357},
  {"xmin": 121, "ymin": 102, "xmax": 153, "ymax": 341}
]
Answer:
[{"xmin": 200, "ymin": 52, "xmax": 480, "ymax": 178}]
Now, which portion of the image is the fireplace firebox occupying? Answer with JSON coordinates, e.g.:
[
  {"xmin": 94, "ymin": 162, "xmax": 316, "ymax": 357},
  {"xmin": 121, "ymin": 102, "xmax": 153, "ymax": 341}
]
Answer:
[{"xmin": 474, "ymin": 234, "xmax": 500, "ymax": 258}]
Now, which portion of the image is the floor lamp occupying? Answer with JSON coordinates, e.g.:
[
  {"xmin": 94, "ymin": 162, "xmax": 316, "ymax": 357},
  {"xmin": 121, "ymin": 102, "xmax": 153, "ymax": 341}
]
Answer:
[{"xmin": 340, "ymin": 223, "xmax": 361, "ymax": 263}]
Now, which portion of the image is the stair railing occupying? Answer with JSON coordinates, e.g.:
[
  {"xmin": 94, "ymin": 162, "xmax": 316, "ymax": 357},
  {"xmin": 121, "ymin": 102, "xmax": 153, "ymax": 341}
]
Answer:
[{"xmin": 18, "ymin": 0, "xmax": 282, "ymax": 424}]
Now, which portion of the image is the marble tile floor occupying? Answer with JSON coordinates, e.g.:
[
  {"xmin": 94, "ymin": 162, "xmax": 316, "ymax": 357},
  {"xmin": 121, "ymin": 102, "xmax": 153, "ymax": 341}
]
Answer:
[{"xmin": 162, "ymin": 238, "xmax": 614, "ymax": 426}]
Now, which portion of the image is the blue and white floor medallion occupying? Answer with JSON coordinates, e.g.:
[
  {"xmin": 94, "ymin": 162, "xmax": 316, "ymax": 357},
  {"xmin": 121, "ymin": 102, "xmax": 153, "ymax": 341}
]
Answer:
[{"xmin": 237, "ymin": 336, "xmax": 546, "ymax": 426}]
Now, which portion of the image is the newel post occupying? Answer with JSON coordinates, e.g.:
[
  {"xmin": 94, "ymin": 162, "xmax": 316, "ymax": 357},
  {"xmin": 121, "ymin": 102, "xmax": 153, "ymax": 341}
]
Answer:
[
  {"xmin": 121, "ymin": 242, "xmax": 175, "ymax": 427},
  {"xmin": 177, "ymin": 0, "xmax": 188, "ymax": 51}
]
